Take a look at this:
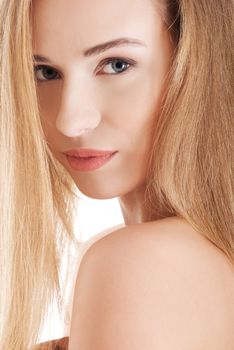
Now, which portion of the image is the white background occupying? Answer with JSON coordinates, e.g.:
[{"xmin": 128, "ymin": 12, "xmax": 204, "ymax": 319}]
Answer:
[{"xmin": 39, "ymin": 194, "xmax": 124, "ymax": 343}]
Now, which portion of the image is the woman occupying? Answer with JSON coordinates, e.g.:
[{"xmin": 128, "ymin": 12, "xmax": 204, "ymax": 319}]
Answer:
[{"xmin": 0, "ymin": 0, "xmax": 233, "ymax": 349}]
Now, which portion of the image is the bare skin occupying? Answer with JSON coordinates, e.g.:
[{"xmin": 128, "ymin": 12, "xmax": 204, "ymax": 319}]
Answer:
[
  {"xmin": 31, "ymin": 0, "xmax": 234, "ymax": 348},
  {"xmin": 68, "ymin": 218, "xmax": 234, "ymax": 349},
  {"xmin": 31, "ymin": 0, "xmax": 173, "ymax": 224}
]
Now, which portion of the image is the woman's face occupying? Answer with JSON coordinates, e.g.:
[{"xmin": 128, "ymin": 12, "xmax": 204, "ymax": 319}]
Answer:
[{"xmin": 32, "ymin": 0, "xmax": 173, "ymax": 199}]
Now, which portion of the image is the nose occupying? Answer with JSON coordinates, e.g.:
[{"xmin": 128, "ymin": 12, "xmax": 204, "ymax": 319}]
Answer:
[{"xmin": 55, "ymin": 82, "xmax": 101, "ymax": 138}]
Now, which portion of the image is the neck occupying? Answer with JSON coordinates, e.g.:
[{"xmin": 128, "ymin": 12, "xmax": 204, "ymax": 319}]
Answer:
[
  {"xmin": 118, "ymin": 184, "xmax": 174, "ymax": 225},
  {"xmin": 118, "ymin": 184, "xmax": 151, "ymax": 225}
]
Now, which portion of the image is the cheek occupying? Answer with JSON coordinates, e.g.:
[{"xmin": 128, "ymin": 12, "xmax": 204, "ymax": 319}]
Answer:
[
  {"xmin": 104, "ymin": 67, "xmax": 165, "ymax": 135},
  {"xmin": 36, "ymin": 84, "xmax": 62, "ymax": 136},
  {"xmin": 37, "ymin": 84, "xmax": 62, "ymax": 120}
]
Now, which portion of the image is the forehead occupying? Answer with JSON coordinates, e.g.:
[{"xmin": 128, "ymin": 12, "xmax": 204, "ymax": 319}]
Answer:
[{"xmin": 31, "ymin": 0, "xmax": 162, "ymax": 52}]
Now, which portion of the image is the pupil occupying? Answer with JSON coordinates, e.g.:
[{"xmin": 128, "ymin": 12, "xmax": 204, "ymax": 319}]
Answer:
[
  {"xmin": 113, "ymin": 60, "xmax": 125, "ymax": 72},
  {"xmin": 45, "ymin": 68, "xmax": 56, "ymax": 79}
]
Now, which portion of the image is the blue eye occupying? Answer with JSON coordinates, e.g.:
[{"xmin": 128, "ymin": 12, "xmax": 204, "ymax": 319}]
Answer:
[
  {"xmin": 33, "ymin": 57, "xmax": 137, "ymax": 83},
  {"xmin": 98, "ymin": 58, "xmax": 136, "ymax": 75}
]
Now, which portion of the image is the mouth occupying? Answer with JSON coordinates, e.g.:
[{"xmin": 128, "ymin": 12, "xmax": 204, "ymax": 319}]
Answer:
[{"xmin": 64, "ymin": 149, "xmax": 118, "ymax": 172}]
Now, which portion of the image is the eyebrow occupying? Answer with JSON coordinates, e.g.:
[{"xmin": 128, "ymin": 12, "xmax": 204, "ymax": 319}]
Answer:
[{"xmin": 33, "ymin": 37, "xmax": 147, "ymax": 63}]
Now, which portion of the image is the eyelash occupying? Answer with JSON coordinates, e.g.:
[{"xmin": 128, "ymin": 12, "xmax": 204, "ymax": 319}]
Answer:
[{"xmin": 33, "ymin": 57, "xmax": 137, "ymax": 83}]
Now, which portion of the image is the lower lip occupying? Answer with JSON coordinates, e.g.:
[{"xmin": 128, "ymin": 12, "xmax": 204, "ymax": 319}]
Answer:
[{"xmin": 66, "ymin": 152, "xmax": 117, "ymax": 172}]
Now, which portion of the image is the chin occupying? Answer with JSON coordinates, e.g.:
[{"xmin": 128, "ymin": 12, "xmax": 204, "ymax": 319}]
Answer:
[
  {"xmin": 81, "ymin": 191, "xmax": 117, "ymax": 200},
  {"xmin": 76, "ymin": 184, "xmax": 119, "ymax": 200},
  {"xmin": 72, "ymin": 171, "xmax": 144, "ymax": 200}
]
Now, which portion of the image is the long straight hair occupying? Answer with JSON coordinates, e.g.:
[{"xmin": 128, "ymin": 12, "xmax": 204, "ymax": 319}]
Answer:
[
  {"xmin": 0, "ymin": 1, "xmax": 81, "ymax": 349},
  {"xmin": 146, "ymin": 0, "xmax": 234, "ymax": 264},
  {"xmin": 0, "ymin": 0, "xmax": 233, "ymax": 349}
]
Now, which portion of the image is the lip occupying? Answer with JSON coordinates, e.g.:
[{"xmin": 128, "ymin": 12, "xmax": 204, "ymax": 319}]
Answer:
[
  {"xmin": 63, "ymin": 148, "xmax": 118, "ymax": 172},
  {"xmin": 63, "ymin": 148, "xmax": 117, "ymax": 158}
]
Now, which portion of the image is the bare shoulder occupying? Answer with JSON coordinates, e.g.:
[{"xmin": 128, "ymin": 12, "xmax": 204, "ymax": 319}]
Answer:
[{"xmin": 69, "ymin": 216, "xmax": 234, "ymax": 350}]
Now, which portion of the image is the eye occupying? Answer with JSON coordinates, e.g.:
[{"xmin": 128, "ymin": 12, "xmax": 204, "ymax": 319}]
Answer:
[
  {"xmin": 33, "ymin": 57, "xmax": 137, "ymax": 83},
  {"xmin": 34, "ymin": 65, "xmax": 60, "ymax": 82},
  {"xmin": 97, "ymin": 57, "xmax": 137, "ymax": 75}
]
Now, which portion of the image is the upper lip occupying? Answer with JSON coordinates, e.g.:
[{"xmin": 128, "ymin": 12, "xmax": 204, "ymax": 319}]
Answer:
[{"xmin": 63, "ymin": 148, "xmax": 118, "ymax": 158}]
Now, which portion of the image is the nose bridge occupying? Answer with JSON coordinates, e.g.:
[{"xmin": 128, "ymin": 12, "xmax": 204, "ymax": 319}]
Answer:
[{"xmin": 55, "ymin": 78, "xmax": 101, "ymax": 137}]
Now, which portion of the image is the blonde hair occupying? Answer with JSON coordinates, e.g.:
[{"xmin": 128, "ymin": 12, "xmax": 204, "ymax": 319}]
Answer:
[
  {"xmin": 0, "ymin": 0, "xmax": 233, "ymax": 349},
  {"xmin": 0, "ymin": 1, "xmax": 80, "ymax": 349},
  {"xmin": 146, "ymin": 0, "xmax": 234, "ymax": 261}
]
